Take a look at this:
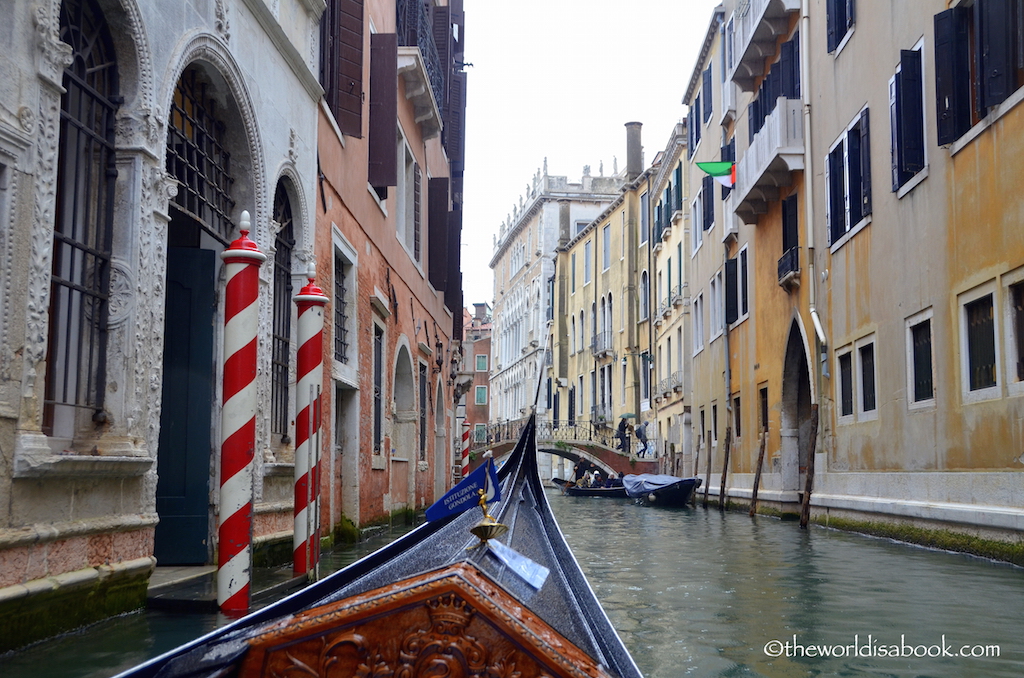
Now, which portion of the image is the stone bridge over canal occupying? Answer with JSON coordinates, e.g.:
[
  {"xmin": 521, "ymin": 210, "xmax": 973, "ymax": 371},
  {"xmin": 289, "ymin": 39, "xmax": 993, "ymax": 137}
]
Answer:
[{"xmin": 467, "ymin": 419, "xmax": 660, "ymax": 479}]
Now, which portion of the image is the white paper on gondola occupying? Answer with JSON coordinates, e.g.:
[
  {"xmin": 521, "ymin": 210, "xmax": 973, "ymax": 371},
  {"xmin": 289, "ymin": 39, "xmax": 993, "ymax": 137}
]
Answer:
[{"xmin": 487, "ymin": 539, "xmax": 550, "ymax": 589}]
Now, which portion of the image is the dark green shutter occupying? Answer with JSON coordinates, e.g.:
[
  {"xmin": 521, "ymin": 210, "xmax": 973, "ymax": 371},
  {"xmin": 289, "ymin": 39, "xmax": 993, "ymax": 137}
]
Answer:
[{"xmin": 934, "ymin": 7, "xmax": 972, "ymax": 145}]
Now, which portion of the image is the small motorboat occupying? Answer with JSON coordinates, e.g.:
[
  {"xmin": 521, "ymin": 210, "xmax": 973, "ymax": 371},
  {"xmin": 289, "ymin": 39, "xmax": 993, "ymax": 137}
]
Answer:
[{"xmin": 623, "ymin": 473, "xmax": 702, "ymax": 507}]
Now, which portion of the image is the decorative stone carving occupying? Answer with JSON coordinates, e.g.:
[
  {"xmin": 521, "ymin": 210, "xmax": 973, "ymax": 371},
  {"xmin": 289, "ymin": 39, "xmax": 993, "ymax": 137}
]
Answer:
[
  {"xmin": 18, "ymin": 106, "xmax": 35, "ymax": 134},
  {"xmin": 34, "ymin": 5, "xmax": 74, "ymax": 88},
  {"xmin": 288, "ymin": 127, "xmax": 298, "ymax": 165},
  {"xmin": 23, "ymin": 71, "xmax": 64, "ymax": 405},
  {"xmin": 107, "ymin": 259, "xmax": 133, "ymax": 327},
  {"xmin": 215, "ymin": 0, "xmax": 230, "ymax": 42}
]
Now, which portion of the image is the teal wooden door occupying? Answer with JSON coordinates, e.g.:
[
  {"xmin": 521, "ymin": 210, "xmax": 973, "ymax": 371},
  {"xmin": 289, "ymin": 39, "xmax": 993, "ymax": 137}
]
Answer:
[{"xmin": 154, "ymin": 247, "xmax": 215, "ymax": 565}]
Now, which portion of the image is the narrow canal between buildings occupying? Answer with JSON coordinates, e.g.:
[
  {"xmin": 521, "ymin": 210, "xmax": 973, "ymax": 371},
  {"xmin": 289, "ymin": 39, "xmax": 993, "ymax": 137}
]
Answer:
[{"xmin": 3, "ymin": 489, "xmax": 1022, "ymax": 678}]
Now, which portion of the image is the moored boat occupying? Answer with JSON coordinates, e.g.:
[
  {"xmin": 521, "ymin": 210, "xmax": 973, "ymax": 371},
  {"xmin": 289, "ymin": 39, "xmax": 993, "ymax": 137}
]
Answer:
[
  {"xmin": 552, "ymin": 475, "xmax": 628, "ymax": 498},
  {"xmin": 623, "ymin": 474, "xmax": 702, "ymax": 507},
  {"xmin": 116, "ymin": 414, "xmax": 643, "ymax": 678}
]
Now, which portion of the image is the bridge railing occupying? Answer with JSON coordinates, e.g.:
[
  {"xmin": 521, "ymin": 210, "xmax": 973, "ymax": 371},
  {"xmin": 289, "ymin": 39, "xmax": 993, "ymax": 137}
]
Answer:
[{"xmin": 468, "ymin": 418, "xmax": 662, "ymax": 459}]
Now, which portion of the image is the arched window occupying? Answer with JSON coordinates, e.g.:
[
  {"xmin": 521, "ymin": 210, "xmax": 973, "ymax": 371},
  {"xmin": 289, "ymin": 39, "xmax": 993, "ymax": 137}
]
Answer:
[
  {"xmin": 45, "ymin": 0, "xmax": 120, "ymax": 436},
  {"xmin": 271, "ymin": 184, "xmax": 294, "ymax": 439},
  {"xmin": 167, "ymin": 66, "xmax": 236, "ymax": 242}
]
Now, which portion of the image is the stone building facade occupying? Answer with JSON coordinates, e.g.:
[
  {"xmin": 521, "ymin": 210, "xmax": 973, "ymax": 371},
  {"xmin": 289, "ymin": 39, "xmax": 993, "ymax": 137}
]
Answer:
[
  {"xmin": 0, "ymin": 0, "xmax": 322, "ymax": 648},
  {"xmin": 489, "ymin": 162, "xmax": 623, "ymax": 424}
]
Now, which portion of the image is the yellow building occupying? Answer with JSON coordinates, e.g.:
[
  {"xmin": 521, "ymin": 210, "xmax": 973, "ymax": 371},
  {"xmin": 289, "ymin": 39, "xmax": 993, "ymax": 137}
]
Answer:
[
  {"xmin": 686, "ymin": 0, "xmax": 1023, "ymax": 551},
  {"xmin": 548, "ymin": 124, "xmax": 655, "ymax": 452},
  {"xmin": 806, "ymin": 0, "xmax": 1024, "ymax": 542},
  {"xmin": 649, "ymin": 123, "xmax": 692, "ymax": 474}
]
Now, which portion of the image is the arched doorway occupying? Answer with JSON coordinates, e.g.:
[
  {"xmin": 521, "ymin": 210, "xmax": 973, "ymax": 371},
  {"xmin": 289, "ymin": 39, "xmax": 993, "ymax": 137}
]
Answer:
[
  {"xmin": 155, "ymin": 62, "xmax": 253, "ymax": 564},
  {"xmin": 433, "ymin": 382, "xmax": 446, "ymax": 501},
  {"xmin": 391, "ymin": 344, "xmax": 415, "ymax": 511},
  {"xmin": 780, "ymin": 321, "xmax": 813, "ymax": 492}
]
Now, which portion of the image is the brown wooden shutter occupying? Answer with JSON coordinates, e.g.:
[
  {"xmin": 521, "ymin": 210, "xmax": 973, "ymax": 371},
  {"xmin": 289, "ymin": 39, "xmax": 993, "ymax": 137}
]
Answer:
[
  {"xmin": 368, "ymin": 33, "xmax": 397, "ymax": 194},
  {"xmin": 445, "ymin": 209, "xmax": 463, "ymax": 335},
  {"xmin": 428, "ymin": 177, "xmax": 449, "ymax": 291},
  {"xmin": 320, "ymin": 0, "xmax": 364, "ymax": 137},
  {"xmin": 413, "ymin": 162, "xmax": 422, "ymax": 261}
]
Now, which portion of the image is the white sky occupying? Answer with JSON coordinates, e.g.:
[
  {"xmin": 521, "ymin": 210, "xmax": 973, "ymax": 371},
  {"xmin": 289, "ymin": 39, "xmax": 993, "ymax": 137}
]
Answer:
[{"xmin": 460, "ymin": 0, "xmax": 723, "ymax": 306}]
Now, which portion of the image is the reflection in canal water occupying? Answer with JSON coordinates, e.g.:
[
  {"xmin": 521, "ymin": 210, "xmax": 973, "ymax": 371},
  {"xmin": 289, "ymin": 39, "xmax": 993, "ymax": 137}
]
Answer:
[
  {"xmin": 2, "ymin": 494, "xmax": 1022, "ymax": 678},
  {"xmin": 547, "ymin": 490, "xmax": 1023, "ymax": 678}
]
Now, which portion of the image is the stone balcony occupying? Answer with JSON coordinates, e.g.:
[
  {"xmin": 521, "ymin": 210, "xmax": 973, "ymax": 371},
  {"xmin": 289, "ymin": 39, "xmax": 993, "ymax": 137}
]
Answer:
[
  {"xmin": 730, "ymin": 0, "xmax": 801, "ymax": 92},
  {"xmin": 727, "ymin": 97, "xmax": 804, "ymax": 225}
]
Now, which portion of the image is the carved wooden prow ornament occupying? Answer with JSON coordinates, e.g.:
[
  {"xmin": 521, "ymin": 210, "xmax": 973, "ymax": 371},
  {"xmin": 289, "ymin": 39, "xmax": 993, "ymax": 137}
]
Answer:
[{"xmin": 240, "ymin": 561, "xmax": 614, "ymax": 678}]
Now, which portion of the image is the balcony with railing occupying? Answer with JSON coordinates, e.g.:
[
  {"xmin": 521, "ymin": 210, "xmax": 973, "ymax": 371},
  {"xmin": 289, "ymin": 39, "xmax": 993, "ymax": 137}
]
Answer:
[
  {"xmin": 727, "ymin": 97, "xmax": 803, "ymax": 225},
  {"xmin": 671, "ymin": 283, "xmax": 686, "ymax": 307},
  {"xmin": 730, "ymin": 0, "xmax": 801, "ymax": 92},
  {"xmin": 590, "ymin": 331, "xmax": 614, "ymax": 359},
  {"xmin": 397, "ymin": 0, "xmax": 444, "ymax": 139},
  {"xmin": 778, "ymin": 246, "xmax": 800, "ymax": 288},
  {"xmin": 590, "ymin": 404, "xmax": 613, "ymax": 426}
]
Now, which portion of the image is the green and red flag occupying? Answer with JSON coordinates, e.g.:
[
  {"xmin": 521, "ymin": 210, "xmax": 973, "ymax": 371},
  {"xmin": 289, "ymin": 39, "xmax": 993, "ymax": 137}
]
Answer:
[{"xmin": 696, "ymin": 161, "xmax": 735, "ymax": 188}]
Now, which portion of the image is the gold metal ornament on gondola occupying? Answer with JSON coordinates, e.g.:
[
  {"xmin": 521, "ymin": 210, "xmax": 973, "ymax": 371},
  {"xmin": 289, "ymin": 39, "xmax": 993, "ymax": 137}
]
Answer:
[{"xmin": 469, "ymin": 488, "xmax": 508, "ymax": 544}]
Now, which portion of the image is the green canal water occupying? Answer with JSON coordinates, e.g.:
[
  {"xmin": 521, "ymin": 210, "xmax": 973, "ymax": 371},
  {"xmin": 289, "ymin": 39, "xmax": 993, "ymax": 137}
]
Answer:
[{"xmin": 2, "ymin": 490, "xmax": 1022, "ymax": 677}]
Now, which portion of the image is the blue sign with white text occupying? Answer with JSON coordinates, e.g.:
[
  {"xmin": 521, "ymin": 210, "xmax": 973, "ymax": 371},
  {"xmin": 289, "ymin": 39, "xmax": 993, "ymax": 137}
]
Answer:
[{"xmin": 425, "ymin": 459, "xmax": 501, "ymax": 521}]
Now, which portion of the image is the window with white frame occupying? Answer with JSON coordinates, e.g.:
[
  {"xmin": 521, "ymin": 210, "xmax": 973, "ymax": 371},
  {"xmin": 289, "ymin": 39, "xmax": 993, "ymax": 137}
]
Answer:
[
  {"xmin": 584, "ymin": 240, "xmax": 592, "ymax": 284},
  {"xmin": 725, "ymin": 246, "xmax": 749, "ymax": 326},
  {"xmin": 640, "ymin": 271, "xmax": 650, "ymax": 320},
  {"xmin": 890, "ymin": 43, "xmax": 926, "ymax": 193},
  {"xmin": 906, "ymin": 309, "xmax": 934, "ymax": 406},
  {"xmin": 709, "ymin": 271, "xmax": 724, "ymax": 340},
  {"xmin": 856, "ymin": 336, "xmax": 877, "ymax": 418},
  {"xmin": 396, "ymin": 128, "xmax": 421, "ymax": 262},
  {"xmin": 691, "ymin": 192, "xmax": 703, "ymax": 254},
  {"xmin": 640, "ymin": 192, "xmax": 649, "ymax": 244},
  {"xmin": 836, "ymin": 346, "xmax": 854, "ymax": 420},
  {"xmin": 570, "ymin": 316, "xmax": 576, "ymax": 354},
  {"xmin": 475, "ymin": 354, "xmax": 488, "ymax": 371},
  {"xmin": 571, "ymin": 252, "xmax": 576, "ymax": 294},
  {"xmin": 602, "ymin": 224, "xmax": 611, "ymax": 270},
  {"xmin": 474, "ymin": 423, "xmax": 487, "ymax": 442},
  {"xmin": 621, "ymin": 361, "xmax": 627, "ymax": 404},
  {"xmin": 1009, "ymin": 278, "xmax": 1024, "ymax": 390},
  {"xmin": 960, "ymin": 283, "xmax": 1000, "ymax": 400},
  {"xmin": 578, "ymin": 375, "xmax": 584, "ymax": 415},
  {"xmin": 621, "ymin": 217, "xmax": 626, "ymax": 260},
  {"xmin": 826, "ymin": 108, "xmax": 872, "ymax": 246},
  {"xmin": 475, "ymin": 385, "xmax": 488, "ymax": 405},
  {"xmin": 693, "ymin": 292, "xmax": 705, "ymax": 354},
  {"xmin": 826, "ymin": 0, "xmax": 855, "ymax": 53}
]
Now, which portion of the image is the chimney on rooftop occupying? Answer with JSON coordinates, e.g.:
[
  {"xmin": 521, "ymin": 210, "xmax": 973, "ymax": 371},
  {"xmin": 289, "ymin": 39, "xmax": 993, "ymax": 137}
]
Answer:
[{"xmin": 625, "ymin": 121, "xmax": 643, "ymax": 181}]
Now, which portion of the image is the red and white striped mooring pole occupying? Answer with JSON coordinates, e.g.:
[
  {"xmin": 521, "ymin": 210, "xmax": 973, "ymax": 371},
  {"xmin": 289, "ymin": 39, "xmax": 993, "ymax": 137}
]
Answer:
[
  {"xmin": 461, "ymin": 421, "xmax": 470, "ymax": 478},
  {"xmin": 293, "ymin": 263, "xmax": 328, "ymax": 578},
  {"xmin": 218, "ymin": 211, "xmax": 266, "ymax": 613}
]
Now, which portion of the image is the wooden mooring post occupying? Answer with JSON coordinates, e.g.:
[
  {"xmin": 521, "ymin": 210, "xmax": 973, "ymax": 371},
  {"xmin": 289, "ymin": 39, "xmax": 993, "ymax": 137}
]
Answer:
[
  {"xmin": 702, "ymin": 434, "xmax": 712, "ymax": 509},
  {"xmin": 749, "ymin": 428, "xmax": 767, "ymax": 517},
  {"xmin": 718, "ymin": 427, "xmax": 732, "ymax": 512},
  {"xmin": 799, "ymin": 405, "xmax": 820, "ymax": 529}
]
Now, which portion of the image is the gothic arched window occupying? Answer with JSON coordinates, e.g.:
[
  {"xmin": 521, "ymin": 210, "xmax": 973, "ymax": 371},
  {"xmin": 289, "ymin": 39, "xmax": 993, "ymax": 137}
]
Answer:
[
  {"xmin": 45, "ymin": 0, "xmax": 120, "ymax": 437},
  {"xmin": 271, "ymin": 184, "xmax": 294, "ymax": 439}
]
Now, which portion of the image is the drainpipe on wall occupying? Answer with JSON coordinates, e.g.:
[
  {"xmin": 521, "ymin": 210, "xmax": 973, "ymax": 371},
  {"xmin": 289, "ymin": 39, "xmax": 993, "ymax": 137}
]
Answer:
[{"xmin": 801, "ymin": 0, "xmax": 827, "ymax": 391}]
